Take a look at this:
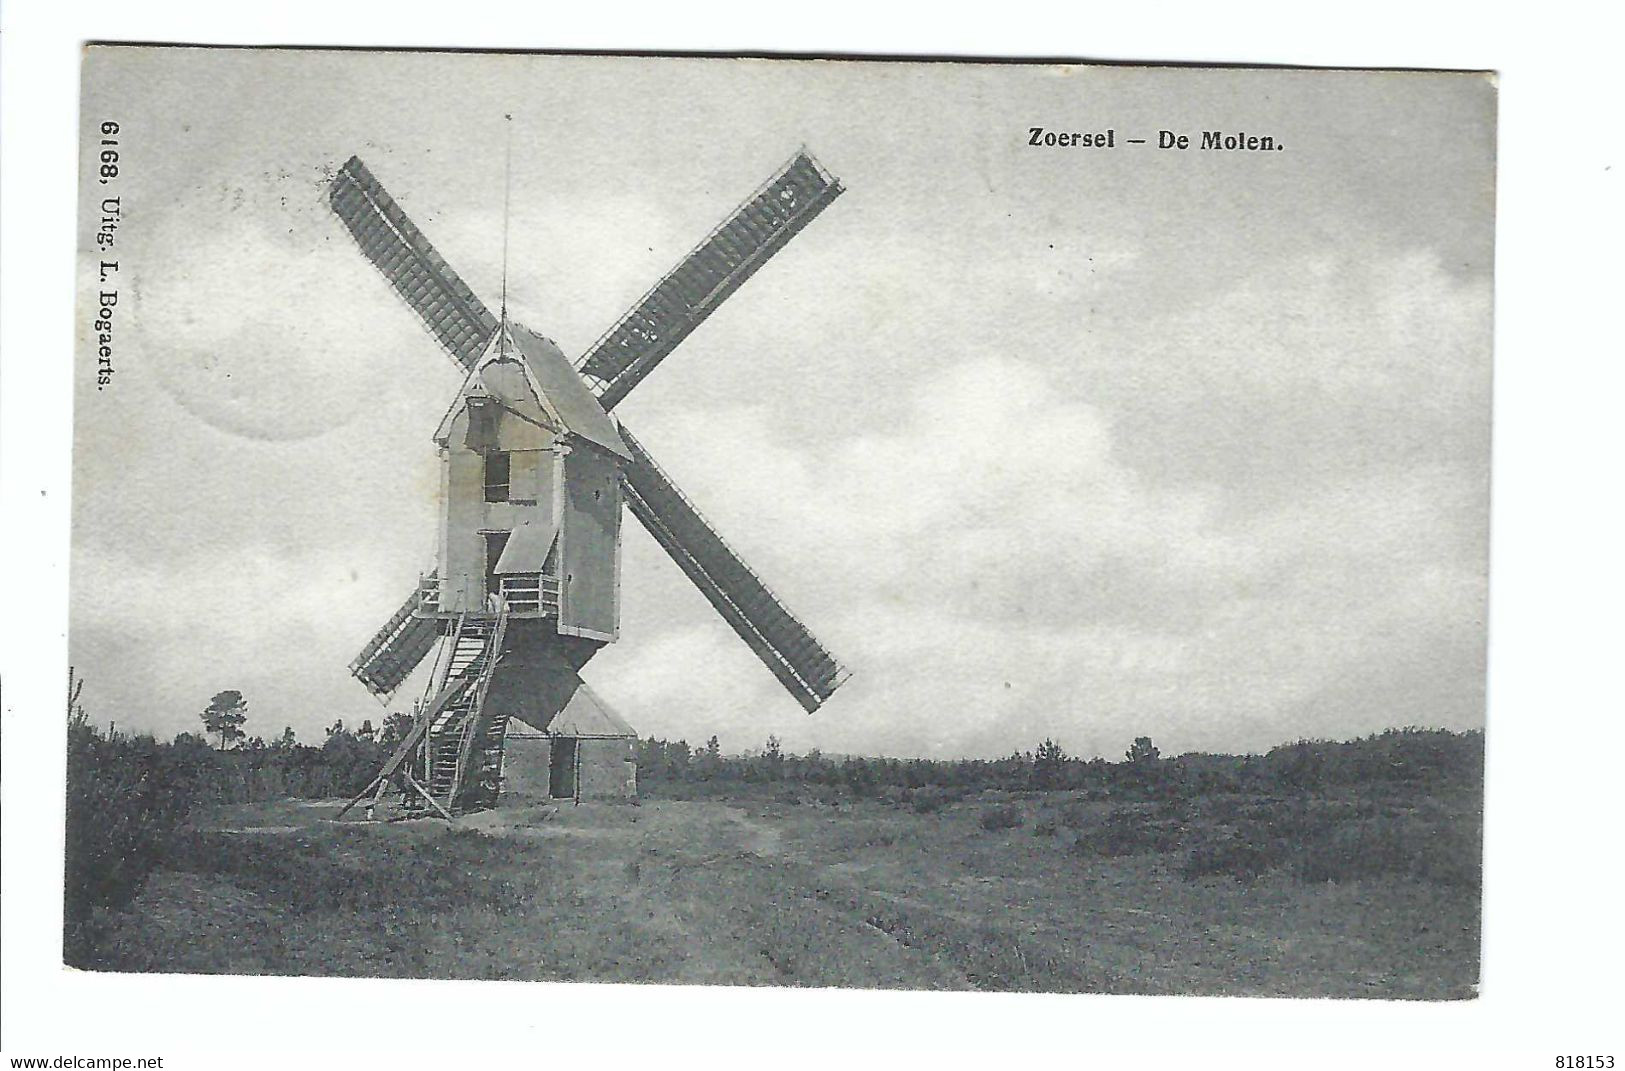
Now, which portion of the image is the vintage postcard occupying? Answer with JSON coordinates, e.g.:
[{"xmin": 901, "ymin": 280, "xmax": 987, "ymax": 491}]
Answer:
[{"xmin": 67, "ymin": 46, "xmax": 1494, "ymax": 998}]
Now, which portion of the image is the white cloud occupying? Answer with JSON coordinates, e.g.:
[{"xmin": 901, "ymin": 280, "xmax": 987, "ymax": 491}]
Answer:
[{"xmin": 590, "ymin": 342, "xmax": 1486, "ymax": 759}]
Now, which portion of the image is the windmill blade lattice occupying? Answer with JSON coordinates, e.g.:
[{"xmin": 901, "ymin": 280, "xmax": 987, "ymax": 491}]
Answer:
[
  {"xmin": 577, "ymin": 150, "xmax": 843, "ymax": 410},
  {"xmin": 329, "ymin": 156, "xmax": 499, "ymax": 371},
  {"xmin": 350, "ymin": 572, "xmax": 442, "ymax": 698},
  {"xmin": 619, "ymin": 426, "xmax": 848, "ymax": 712}
]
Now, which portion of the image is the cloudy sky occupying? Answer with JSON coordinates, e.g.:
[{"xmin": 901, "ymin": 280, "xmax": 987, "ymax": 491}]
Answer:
[{"xmin": 71, "ymin": 49, "xmax": 1494, "ymax": 759}]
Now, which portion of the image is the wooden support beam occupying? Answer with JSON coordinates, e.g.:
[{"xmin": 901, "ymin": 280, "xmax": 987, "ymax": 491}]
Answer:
[
  {"xmin": 335, "ymin": 773, "xmax": 385, "ymax": 820},
  {"xmin": 335, "ymin": 662, "xmax": 477, "ymax": 821},
  {"xmin": 365, "ymin": 774, "xmax": 390, "ymax": 820},
  {"xmin": 404, "ymin": 772, "xmax": 453, "ymax": 821}
]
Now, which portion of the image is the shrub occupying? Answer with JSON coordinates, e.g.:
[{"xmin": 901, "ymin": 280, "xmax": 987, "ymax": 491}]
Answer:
[
  {"xmin": 1294, "ymin": 817, "xmax": 1414, "ymax": 883},
  {"xmin": 60, "ymin": 682, "xmax": 404, "ymax": 966},
  {"xmin": 1150, "ymin": 798, "xmax": 1194, "ymax": 822},
  {"xmin": 1033, "ymin": 738, "xmax": 1068, "ymax": 790},
  {"xmin": 813, "ymin": 786, "xmax": 846, "ymax": 807},
  {"xmin": 64, "ymin": 715, "xmax": 199, "ymax": 964},
  {"xmin": 1071, "ymin": 808, "xmax": 1187, "ymax": 857},
  {"xmin": 979, "ymin": 803, "xmax": 1024, "ymax": 831},
  {"xmin": 1293, "ymin": 811, "xmax": 1481, "ymax": 887},
  {"xmin": 1180, "ymin": 834, "xmax": 1287, "ymax": 883},
  {"xmin": 911, "ymin": 791, "xmax": 944, "ymax": 815},
  {"xmin": 1175, "ymin": 796, "xmax": 1483, "ymax": 889},
  {"xmin": 1195, "ymin": 794, "xmax": 1246, "ymax": 822},
  {"xmin": 1255, "ymin": 729, "xmax": 1484, "ymax": 793}
]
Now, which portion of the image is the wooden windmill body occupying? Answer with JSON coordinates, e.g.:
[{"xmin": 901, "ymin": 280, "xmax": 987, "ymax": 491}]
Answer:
[{"xmin": 333, "ymin": 151, "xmax": 849, "ymax": 817}]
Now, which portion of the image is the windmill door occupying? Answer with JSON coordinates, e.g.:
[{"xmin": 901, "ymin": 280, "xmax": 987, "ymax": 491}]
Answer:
[
  {"xmin": 549, "ymin": 738, "xmax": 578, "ymax": 799},
  {"xmin": 483, "ymin": 531, "xmax": 510, "ymax": 601}
]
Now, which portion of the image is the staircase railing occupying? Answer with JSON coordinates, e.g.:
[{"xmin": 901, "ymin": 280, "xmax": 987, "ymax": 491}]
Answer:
[
  {"xmin": 431, "ymin": 609, "xmax": 468, "ymax": 699},
  {"xmin": 446, "ymin": 598, "xmax": 511, "ymax": 809}
]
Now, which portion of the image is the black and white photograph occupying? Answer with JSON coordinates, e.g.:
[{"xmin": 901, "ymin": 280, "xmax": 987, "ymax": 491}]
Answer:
[
  {"xmin": 61, "ymin": 46, "xmax": 1493, "ymax": 997},
  {"xmin": 4, "ymin": 9, "xmax": 1622, "ymax": 1067}
]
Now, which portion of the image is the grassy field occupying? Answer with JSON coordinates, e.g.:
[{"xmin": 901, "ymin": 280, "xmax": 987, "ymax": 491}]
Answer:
[{"xmin": 79, "ymin": 784, "xmax": 1479, "ymax": 998}]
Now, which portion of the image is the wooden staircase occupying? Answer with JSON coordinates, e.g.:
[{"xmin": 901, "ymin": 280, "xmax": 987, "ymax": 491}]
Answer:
[{"xmin": 338, "ymin": 602, "xmax": 511, "ymax": 820}]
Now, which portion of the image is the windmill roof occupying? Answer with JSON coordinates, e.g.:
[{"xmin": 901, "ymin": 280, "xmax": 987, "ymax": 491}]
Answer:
[
  {"xmin": 507, "ymin": 324, "xmax": 630, "ymax": 460},
  {"xmin": 432, "ymin": 324, "xmax": 630, "ymax": 460},
  {"xmin": 509, "ymin": 681, "xmax": 636, "ymax": 739}
]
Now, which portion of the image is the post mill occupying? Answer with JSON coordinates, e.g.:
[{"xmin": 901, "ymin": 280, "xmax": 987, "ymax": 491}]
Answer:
[{"xmin": 329, "ymin": 148, "xmax": 850, "ymax": 817}]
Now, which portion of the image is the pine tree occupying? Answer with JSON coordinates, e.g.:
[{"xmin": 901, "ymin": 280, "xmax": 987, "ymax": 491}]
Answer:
[
  {"xmin": 200, "ymin": 690, "xmax": 248, "ymax": 750},
  {"xmin": 1034, "ymin": 737, "xmax": 1067, "ymax": 789},
  {"xmin": 379, "ymin": 712, "xmax": 415, "ymax": 749},
  {"xmin": 1125, "ymin": 736, "xmax": 1161, "ymax": 764}
]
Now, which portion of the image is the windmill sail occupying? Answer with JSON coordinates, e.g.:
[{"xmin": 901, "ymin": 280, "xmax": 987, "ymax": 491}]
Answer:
[
  {"xmin": 618, "ymin": 427, "xmax": 848, "ymax": 713},
  {"xmin": 328, "ymin": 156, "xmax": 499, "ymax": 370},
  {"xmin": 350, "ymin": 574, "xmax": 441, "ymax": 697},
  {"xmin": 577, "ymin": 150, "xmax": 843, "ymax": 409}
]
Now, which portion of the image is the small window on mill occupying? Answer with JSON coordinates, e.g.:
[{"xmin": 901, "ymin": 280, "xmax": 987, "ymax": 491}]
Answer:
[{"xmin": 484, "ymin": 452, "xmax": 510, "ymax": 503}]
